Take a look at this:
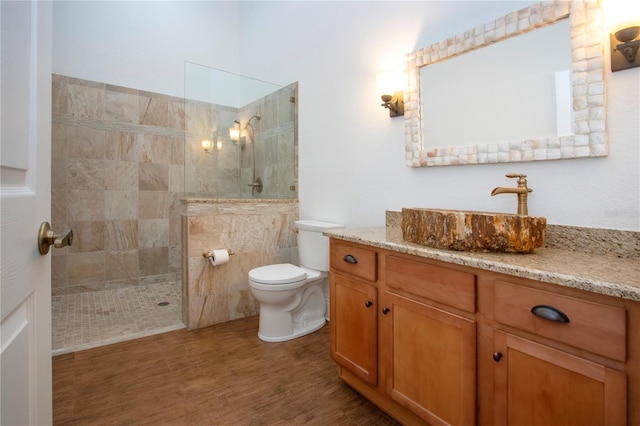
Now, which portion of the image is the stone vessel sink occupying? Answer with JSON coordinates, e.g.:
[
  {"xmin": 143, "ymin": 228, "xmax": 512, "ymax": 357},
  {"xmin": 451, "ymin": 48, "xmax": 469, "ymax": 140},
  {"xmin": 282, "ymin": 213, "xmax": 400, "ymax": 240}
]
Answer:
[{"xmin": 401, "ymin": 208, "xmax": 546, "ymax": 254}]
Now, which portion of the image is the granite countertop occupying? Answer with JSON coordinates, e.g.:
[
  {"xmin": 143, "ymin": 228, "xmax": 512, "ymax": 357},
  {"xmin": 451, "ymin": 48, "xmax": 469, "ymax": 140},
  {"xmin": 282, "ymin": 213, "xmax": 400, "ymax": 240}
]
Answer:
[{"xmin": 324, "ymin": 226, "xmax": 640, "ymax": 302}]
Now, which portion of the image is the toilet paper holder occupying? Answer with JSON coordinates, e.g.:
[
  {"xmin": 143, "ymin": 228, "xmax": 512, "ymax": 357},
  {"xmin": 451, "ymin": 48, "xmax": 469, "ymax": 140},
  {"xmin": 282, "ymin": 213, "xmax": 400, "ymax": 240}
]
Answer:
[{"xmin": 202, "ymin": 249, "xmax": 235, "ymax": 258}]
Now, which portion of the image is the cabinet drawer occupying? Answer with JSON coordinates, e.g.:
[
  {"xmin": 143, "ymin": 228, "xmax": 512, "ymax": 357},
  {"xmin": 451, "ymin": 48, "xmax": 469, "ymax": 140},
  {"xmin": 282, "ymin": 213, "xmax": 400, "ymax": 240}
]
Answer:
[
  {"xmin": 385, "ymin": 256, "xmax": 476, "ymax": 313},
  {"xmin": 494, "ymin": 281, "xmax": 627, "ymax": 361},
  {"xmin": 330, "ymin": 241, "xmax": 377, "ymax": 282}
]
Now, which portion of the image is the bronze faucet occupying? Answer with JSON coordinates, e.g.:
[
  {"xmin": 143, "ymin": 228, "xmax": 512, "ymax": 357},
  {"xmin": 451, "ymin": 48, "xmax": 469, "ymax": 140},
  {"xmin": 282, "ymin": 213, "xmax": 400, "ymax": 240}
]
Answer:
[{"xmin": 491, "ymin": 173, "xmax": 533, "ymax": 216}]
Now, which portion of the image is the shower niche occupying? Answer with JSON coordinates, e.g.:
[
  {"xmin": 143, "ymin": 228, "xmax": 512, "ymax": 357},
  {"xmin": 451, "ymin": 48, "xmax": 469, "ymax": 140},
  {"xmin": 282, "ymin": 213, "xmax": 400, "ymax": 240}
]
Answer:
[{"xmin": 184, "ymin": 62, "xmax": 298, "ymax": 199}]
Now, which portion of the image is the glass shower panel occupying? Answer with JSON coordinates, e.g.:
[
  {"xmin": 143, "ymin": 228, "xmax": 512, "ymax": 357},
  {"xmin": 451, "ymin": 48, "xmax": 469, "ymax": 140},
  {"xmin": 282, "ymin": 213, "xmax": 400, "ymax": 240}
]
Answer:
[{"xmin": 184, "ymin": 62, "xmax": 297, "ymax": 199}]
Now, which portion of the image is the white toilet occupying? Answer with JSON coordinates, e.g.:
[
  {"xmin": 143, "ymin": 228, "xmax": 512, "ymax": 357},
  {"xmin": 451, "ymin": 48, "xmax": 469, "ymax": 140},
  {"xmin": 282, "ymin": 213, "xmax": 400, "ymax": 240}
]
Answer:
[{"xmin": 248, "ymin": 220, "xmax": 344, "ymax": 342}]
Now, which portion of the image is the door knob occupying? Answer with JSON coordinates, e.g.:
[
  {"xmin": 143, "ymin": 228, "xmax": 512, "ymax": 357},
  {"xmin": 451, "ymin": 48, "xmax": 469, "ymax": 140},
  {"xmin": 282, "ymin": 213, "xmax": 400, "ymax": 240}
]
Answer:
[{"xmin": 38, "ymin": 221, "xmax": 73, "ymax": 255}]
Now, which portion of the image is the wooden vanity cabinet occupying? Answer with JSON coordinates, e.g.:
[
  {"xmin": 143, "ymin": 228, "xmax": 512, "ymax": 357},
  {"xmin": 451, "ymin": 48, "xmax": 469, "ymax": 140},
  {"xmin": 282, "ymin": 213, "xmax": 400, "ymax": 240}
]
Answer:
[
  {"xmin": 330, "ymin": 241, "xmax": 379, "ymax": 386},
  {"xmin": 383, "ymin": 256, "xmax": 477, "ymax": 426},
  {"xmin": 330, "ymin": 240, "xmax": 477, "ymax": 425},
  {"xmin": 330, "ymin": 273, "xmax": 378, "ymax": 385},
  {"xmin": 492, "ymin": 330, "xmax": 627, "ymax": 426},
  {"xmin": 490, "ymin": 280, "xmax": 628, "ymax": 426},
  {"xmin": 330, "ymin": 238, "xmax": 640, "ymax": 425}
]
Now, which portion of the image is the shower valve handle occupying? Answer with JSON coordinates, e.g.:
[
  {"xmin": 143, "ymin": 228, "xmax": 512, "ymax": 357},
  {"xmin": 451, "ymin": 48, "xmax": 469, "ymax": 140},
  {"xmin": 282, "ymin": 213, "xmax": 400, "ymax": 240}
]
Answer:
[{"xmin": 248, "ymin": 177, "xmax": 264, "ymax": 194}]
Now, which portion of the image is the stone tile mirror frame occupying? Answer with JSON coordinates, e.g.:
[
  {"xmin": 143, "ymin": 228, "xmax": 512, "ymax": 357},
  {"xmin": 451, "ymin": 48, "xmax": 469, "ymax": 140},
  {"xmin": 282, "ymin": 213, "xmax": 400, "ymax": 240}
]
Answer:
[{"xmin": 404, "ymin": 0, "xmax": 606, "ymax": 167}]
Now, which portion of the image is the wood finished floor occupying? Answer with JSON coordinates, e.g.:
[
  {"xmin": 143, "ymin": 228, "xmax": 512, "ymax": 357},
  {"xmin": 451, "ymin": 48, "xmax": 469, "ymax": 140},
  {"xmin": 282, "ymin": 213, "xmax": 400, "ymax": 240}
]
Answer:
[{"xmin": 53, "ymin": 316, "xmax": 399, "ymax": 426}]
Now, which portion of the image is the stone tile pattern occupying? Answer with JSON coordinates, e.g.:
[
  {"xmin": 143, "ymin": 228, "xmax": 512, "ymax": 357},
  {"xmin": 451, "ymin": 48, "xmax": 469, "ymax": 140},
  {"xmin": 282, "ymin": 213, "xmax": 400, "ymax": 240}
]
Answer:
[
  {"xmin": 51, "ymin": 281, "xmax": 183, "ymax": 355},
  {"xmin": 241, "ymin": 84, "xmax": 298, "ymax": 199},
  {"xmin": 182, "ymin": 199, "xmax": 299, "ymax": 330},
  {"xmin": 52, "ymin": 75, "xmax": 185, "ymax": 295},
  {"xmin": 404, "ymin": 0, "xmax": 607, "ymax": 167},
  {"xmin": 185, "ymin": 84, "xmax": 298, "ymax": 200},
  {"xmin": 184, "ymin": 99, "xmax": 239, "ymax": 197}
]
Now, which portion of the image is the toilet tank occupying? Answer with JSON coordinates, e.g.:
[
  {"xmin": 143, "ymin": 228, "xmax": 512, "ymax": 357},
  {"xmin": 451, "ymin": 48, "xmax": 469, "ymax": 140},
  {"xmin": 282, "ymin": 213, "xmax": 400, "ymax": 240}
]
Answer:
[{"xmin": 295, "ymin": 220, "xmax": 344, "ymax": 272}]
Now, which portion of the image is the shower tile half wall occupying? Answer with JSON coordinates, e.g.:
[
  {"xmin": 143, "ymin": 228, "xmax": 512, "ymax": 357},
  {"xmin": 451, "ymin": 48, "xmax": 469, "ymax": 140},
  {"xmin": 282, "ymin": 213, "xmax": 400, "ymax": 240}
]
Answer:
[
  {"xmin": 182, "ymin": 199, "xmax": 299, "ymax": 329},
  {"xmin": 51, "ymin": 75, "xmax": 185, "ymax": 295}
]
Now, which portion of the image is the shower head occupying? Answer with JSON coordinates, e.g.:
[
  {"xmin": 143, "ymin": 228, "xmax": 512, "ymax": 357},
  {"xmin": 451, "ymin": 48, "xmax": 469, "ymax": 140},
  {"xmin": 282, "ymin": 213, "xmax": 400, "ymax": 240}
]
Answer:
[{"xmin": 246, "ymin": 113, "xmax": 261, "ymax": 127}]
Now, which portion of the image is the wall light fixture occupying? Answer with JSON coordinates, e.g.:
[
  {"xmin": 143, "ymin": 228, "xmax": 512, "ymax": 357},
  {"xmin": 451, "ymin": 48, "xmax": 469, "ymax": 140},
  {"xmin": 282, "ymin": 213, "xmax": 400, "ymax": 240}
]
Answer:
[
  {"xmin": 376, "ymin": 71, "xmax": 404, "ymax": 117},
  {"xmin": 604, "ymin": 0, "xmax": 640, "ymax": 72},
  {"xmin": 229, "ymin": 121, "xmax": 241, "ymax": 142},
  {"xmin": 202, "ymin": 139, "xmax": 212, "ymax": 154},
  {"xmin": 216, "ymin": 137, "xmax": 223, "ymax": 151},
  {"xmin": 611, "ymin": 27, "xmax": 640, "ymax": 72}
]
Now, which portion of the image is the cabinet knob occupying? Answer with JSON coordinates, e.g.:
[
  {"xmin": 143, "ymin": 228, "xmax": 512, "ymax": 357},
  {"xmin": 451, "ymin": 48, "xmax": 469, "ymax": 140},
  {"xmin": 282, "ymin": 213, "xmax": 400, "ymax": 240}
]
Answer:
[
  {"xmin": 493, "ymin": 352, "xmax": 503, "ymax": 362},
  {"xmin": 365, "ymin": 300, "xmax": 373, "ymax": 308},
  {"xmin": 343, "ymin": 254, "xmax": 358, "ymax": 264},
  {"xmin": 382, "ymin": 307, "xmax": 390, "ymax": 315}
]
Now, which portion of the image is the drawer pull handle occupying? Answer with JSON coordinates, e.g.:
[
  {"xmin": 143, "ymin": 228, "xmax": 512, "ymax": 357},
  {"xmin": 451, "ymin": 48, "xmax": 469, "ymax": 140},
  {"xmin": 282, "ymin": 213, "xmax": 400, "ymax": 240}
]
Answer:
[
  {"xmin": 343, "ymin": 254, "xmax": 358, "ymax": 264},
  {"xmin": 493, "ymin": 352, "xmax": 503, "ymax": 362},
  {"xmin": 531, "ymin": 305, "xmax": 570, "ymax": 323},
  {"xmin": 365, "ymin": 300, "xmax": 373, "ymax": 308},
  {"xmin": 382, "ymin": 308, "xmax": 390, "ymax": 315}
]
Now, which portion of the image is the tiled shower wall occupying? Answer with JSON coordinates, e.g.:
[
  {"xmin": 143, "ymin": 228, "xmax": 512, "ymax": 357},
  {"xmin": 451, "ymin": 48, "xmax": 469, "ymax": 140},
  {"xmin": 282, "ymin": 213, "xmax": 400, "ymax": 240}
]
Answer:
[
  {"xmin": 51, "ymin": 75, "xmax": 185, "ymax": 295},
  {"xmin": 240, "ymin": 85, "xmax": 297, "ymax": 199},
  {"xmin": 182, "ymin": 200, "xmax": 299, "ymax": 330},
  {"xmin": 184, "ymin": 83, "xmax": 298, "ymax": 199},
  {"xmin": 184, "ymin": 100, "xmax": 240, "ymax": 197}
]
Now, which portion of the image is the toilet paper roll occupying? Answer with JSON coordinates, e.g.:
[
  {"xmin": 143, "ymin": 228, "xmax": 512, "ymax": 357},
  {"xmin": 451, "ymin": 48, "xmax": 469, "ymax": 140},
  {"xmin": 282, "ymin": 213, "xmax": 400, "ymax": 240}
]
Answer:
[{"xmin": 208, "ymin": 249, "xmax": 230, "ymax": 266}]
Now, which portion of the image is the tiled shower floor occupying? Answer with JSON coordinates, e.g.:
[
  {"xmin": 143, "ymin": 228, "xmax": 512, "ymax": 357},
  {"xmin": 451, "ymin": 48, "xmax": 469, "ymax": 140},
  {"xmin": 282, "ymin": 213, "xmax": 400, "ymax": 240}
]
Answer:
[{"xmin": 52, "ymin": 282, "xmax": 184, "ymax": 356}]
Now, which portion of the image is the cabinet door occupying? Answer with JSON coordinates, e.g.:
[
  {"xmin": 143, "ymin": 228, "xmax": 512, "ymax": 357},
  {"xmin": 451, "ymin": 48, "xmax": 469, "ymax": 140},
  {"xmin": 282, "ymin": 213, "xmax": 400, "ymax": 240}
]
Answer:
[
  {"xmin": 493, "ymin": 330, "xmax": 627, "ymax": 426},
  {"xmin": 330, "ymin": 273, "xmax": 378, "ymax": 385},
  {"xmin": 383, "ymin": 292, "xmax": 476, "ymax": 426}
]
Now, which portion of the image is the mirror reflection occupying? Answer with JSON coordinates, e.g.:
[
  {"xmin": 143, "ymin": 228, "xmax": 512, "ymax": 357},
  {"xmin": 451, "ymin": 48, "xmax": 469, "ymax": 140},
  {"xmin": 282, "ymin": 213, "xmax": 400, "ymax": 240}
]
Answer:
[{"xmin": 421, "ymin": 19, "xmax": 571, "ymax": 149}]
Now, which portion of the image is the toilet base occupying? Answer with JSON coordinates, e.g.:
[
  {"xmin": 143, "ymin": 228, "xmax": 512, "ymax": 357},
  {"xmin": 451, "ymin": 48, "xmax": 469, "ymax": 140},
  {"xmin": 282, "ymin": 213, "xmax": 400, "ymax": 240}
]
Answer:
[{"xmin": 258, "ymin": 317, "xmax": 326, "ymax": 343}]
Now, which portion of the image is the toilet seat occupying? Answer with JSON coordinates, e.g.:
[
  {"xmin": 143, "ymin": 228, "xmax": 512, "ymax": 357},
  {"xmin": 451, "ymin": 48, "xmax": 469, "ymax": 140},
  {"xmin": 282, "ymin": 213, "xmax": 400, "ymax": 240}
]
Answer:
[
  {"xmin": 248, "ymin": 264, "xmax": 327, "ymax": 292},
  {"xmin": 249, "ymin": 263, "xmax": 307, "ymax": 285}
]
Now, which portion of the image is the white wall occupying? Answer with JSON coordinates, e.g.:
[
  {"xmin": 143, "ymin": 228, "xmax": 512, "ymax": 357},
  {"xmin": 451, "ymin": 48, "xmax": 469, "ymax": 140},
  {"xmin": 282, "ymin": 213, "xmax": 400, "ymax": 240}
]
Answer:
[
  {"xmin": 52, "ymin": 1, "xmax": 640, "ymax": 231},
  {"xmin": 53, "ymin": 1, "xmax": 241, "ymax": 97},
  {"xmin": 239, "ymin": 1, "xmax": 639, "ymax": 231}
]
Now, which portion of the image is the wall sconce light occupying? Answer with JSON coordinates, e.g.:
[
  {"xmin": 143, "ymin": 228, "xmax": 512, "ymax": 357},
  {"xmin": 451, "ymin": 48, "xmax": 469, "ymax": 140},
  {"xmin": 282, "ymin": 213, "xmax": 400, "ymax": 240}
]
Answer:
[
  {"xmin": 202, "ymin": 139, "xmax": 212, "ymax": 154},
  {"xmin": 605, "ymin": 0, "xmax": 640, "ymax": 72},
  {"xmin": 202, "ymin": 136, "xmax": 223, "ymax": 154},
  {"xmin": 229, "ymin": 121, "xmax": 241, "ymax": 142},
  {"xmin": 376, "ymin": 71, "xmax": 404, "ymax": 117},
  {"xmin": 609, "ymin": 27, "xmax": 640, "ymax": 72},
  {"xmin": 611, "ymin": 27, "xmax": 640, "ymax": 71}
]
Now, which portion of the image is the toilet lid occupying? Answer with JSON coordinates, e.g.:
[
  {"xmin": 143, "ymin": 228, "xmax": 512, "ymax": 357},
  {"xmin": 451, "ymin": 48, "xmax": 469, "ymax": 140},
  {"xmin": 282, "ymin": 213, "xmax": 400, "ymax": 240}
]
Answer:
[{"xmin": 249, "ymin": 263, "xmax": 307, "ymax": 284}]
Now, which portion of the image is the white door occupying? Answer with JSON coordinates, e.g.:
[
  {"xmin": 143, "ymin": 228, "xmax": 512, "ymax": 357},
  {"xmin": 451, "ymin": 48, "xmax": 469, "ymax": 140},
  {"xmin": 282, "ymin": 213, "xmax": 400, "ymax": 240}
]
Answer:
[{"xmin": 1, "ymin": 1, "xmax": 53, "ymax": 425}]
